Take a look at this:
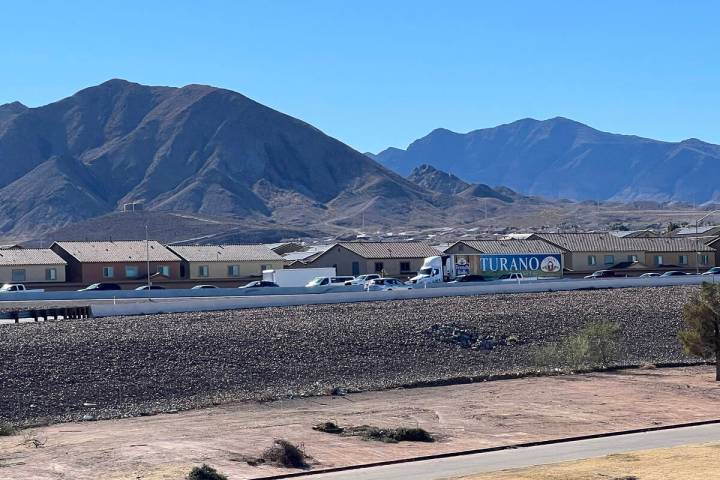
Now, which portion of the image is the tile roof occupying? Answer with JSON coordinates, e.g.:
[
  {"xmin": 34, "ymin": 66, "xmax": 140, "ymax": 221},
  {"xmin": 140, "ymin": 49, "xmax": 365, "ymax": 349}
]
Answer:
[
  {"xmin": 0, "ymin": 249, "xmax": 66, "ymax": 266},
  {"xmin": 453, "ymin": 239, "xmax": 564, "ymax": 254},
  {"xmin": 168, "ymin": 244, "xmax": 284, "ymax": 262},
  {"xmin": 282, "ymin": 244, "xmax": 334, "ymax": 262},
  {"xmin": 339, "ymin": 242, "xmax": 442, "ymax": 259},
  {"xmin": 531, "ymin": 233, "xmax": 715, "ymax": 252},
  {"xmin": 53, "ymin": 241, "xmax": 181, "ymax": 262}
]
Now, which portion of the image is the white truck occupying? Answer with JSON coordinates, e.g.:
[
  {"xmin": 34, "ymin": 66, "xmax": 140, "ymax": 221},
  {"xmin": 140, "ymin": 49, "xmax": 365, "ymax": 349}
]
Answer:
[
  {"xmin": 0, "ymin": 283, "xmax": 45, "ymax": 293},
  {"xmin": 262, "ymin": 267, "xmax": 337, "ymax": 287},
  {"xmin": 408, "ymin": 253, "xmax": 563, "ymax": 286}
]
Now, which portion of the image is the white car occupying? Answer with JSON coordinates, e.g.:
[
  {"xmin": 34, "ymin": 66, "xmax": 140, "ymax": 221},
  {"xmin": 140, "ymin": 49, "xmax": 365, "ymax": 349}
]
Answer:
[
  {"xmin": 365, "ymin": 278, "xmax": 413, "ymax": 291},
  {"xmin": 639, "ymin": 272, "xmax": 660, "ymax": 278},
  {"xmin": 345, "ymin": 274, "xmax": 381, "ymax": 286},
  {"xmin": 305, "ymin": 276, "xmax": 355, "ymax": 287}
]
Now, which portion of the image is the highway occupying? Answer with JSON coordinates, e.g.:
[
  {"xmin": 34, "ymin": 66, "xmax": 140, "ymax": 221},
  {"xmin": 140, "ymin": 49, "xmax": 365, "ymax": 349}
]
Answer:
[{"xmin": 301, "ymin": 423, "xmax": 720, "ymax": 480}]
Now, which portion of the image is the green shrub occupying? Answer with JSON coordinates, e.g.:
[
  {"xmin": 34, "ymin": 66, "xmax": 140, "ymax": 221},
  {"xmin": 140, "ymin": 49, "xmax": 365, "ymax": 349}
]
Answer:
[
  {"xmin": 533, "ymin": 320, "xmax": 621, "ymax": 370},
  {"xmin": 187, "ymin": 464, "xmax": 228, "ymax": 480},
  {"xmin": 0, "ymin": 421, "xmax": 16, "ymax": 436}
]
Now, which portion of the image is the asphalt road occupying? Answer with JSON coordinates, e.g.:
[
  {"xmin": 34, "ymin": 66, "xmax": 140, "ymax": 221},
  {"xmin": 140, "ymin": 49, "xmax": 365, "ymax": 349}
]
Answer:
[{"xmin": 303, "ymin": 423, "xmax": 720, "ymax": 480}]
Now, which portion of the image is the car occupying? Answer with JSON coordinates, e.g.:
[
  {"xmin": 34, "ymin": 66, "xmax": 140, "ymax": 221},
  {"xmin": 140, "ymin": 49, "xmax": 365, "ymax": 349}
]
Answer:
[
  {"xmin": 365, "ymin": 278, "xmax": 413, "ymax": 291},
  {"xmin": 702, "ymin": 267, "xmax": 720, "ymax": 275},
  {"xmin": 639, "ymin": 272, "xmax": 660, "ymax": 277},
  {"xmin": 240, "ymin": 280, "xmax": 279, "ymax": 288},
  {"xmin": 450, "ymin": 274, "xmax": 489, "ymax": 283},
  {"xmin": 584, "ymin": 270, "xmax": 616, "ymax": 279},
  {"xmin": 344, "ymin": 274, "xmax": 381, "ymax": 286},
  {"xmin": 78, "ymin": 283, "xmax": 122, "ymax": 291},
  {"xmin": 191, "ymin": 284, "xmax": 219, "ymax": 289},
  {"xmin": 306, "ymin": 276, "xmax": 356, "ymax": 287},
  {"xmin": 135, "ymin": 285, "xmax": 166, "ymax": 290},
  {"xmin": 661, "ymin": 271, "xmax": 688, "ymax": 277}
]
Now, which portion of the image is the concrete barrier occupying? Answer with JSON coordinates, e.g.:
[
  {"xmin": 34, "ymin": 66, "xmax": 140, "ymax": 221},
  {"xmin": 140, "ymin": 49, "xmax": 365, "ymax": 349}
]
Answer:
[{"xmin": 90, "ymin": 274, "xmax": 716, "ymax": 317}]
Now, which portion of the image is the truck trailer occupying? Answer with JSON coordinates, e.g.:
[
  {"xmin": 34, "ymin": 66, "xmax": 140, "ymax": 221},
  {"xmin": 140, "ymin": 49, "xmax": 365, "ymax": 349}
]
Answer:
[
  {"xmin": 262, "ymin": 267, "xmax": 337, "ymax": 287},
  {"xmin": 408, "ymin": 253, "xmax": 563, "ymax": 285}
]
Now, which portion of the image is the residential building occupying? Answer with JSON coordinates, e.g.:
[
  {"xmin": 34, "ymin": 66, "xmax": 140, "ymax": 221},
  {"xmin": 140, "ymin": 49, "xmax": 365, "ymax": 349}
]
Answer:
[
  {"xmin": 609, "ymin": 229, "xmax": 659, "ymax": 238},
  {"xmin": 298, "ymin": 242, "xmax": 442, "ymax": 277},
  {"xmin": 445, "ymin": 239, "xmax": 564, "ymax": 256},
  {"xmin": 51, "ymin": 241, "xmax": 183, "ymax": 285},
  {"xmin": 0, "ymin": 249, "xmax": 66, "ymax": 284},
  {"xmin": 168, "ymin": 244, "xmax": 285, "ymax": 280},
  {"xmin": 529, "ymin": 233, "xmax": 716, "ymax": 274},
  {"xmin": 671, "ymin": 225, "xmax": 720, "ymax": 237}
]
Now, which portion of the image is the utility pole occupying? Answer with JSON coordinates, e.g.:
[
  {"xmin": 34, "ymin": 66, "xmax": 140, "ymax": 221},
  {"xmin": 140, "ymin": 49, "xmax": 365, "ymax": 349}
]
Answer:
[{"xmin": 146, "ymin": 224, "xmax": 151, "ymax": 289}]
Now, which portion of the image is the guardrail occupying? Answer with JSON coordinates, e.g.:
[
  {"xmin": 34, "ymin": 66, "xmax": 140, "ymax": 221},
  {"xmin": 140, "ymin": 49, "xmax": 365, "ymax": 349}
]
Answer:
[
  {"xmin": 89, "ymin": 274, "xmax": 715, "ymax": 318},
  {"xmin": 0, "ymin": 306, "xmax": 92, "ymax": 323}
]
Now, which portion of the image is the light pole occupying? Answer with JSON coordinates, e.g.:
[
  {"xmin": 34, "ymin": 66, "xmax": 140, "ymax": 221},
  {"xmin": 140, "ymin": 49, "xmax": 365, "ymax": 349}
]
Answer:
[
  {"xmin": 145, "ymin": 224, "xmax": 151, "ymax": 289},
  {"xmin": 694, "ymin": 210, "xmax": 720, "ymax": 274}
]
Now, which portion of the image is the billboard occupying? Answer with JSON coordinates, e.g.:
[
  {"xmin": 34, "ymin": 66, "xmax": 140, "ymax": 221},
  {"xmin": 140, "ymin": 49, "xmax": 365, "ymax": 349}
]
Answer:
[{"xmin": 454, "ymin": 253, "xmax": 563, "ymax": 279}]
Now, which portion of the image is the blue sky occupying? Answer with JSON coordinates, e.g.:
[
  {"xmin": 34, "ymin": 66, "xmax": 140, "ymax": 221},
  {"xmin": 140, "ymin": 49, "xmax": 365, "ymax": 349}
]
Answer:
[{"xmin": 1, "ymin": 1, "xmax": 718, "ymax": 153}]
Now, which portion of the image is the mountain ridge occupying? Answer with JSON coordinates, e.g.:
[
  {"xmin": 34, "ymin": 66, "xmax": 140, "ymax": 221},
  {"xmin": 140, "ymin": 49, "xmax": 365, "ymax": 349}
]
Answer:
[{"xmin": 374, "ymin": 117, "xmax": 720, "ymax": 203}]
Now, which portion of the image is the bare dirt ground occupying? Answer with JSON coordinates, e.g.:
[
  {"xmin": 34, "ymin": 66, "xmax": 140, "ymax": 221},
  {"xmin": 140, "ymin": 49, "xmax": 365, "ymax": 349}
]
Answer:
[
  {"xmin": 1, "ymin": 366, "xmax": 719, "ymax": 480},
  {"xmin": 457, "ymin": 442, "xmax": 720, "ymax": 480}
]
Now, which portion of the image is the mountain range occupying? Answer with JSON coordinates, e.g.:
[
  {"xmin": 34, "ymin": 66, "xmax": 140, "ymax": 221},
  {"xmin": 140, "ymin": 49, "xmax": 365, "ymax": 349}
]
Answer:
[
  {"xmin": 372, "ymin": 117, "xmax": 720, "ymax": 203},
  {"xmin": 0, "ymin": 79, "xmax": 714, "ymax": 242},
  {"xmin": 0, "ymin": 80, "xmax": 517, "ymax": 241}
]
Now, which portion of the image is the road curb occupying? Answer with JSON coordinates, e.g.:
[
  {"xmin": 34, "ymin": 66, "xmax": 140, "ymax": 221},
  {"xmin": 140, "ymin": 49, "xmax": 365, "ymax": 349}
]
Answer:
[{"xmin": 251, "ymin": 418, "xmax": 720, "ymax": 479}]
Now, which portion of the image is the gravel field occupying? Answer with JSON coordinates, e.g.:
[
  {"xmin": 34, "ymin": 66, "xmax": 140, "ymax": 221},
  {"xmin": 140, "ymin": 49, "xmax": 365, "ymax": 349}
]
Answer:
[{"xmin": 0, "ymin": 286, "xmax": 699, "ymax": 424}]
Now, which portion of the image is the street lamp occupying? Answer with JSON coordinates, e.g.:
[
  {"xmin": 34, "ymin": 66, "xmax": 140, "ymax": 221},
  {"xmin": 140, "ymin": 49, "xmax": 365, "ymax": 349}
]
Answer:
[{"xmin": 694, "ymin": 210, "xmax": 720, "ymax": 274}]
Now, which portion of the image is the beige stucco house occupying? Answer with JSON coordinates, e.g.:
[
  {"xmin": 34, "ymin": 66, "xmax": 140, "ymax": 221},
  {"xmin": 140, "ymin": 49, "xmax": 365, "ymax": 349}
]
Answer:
[
  {"xmin": 168, "ymin": 244, "xmax": 286, "ymax": 281},
  {"xmin": 0, "ymin": 248, "xmax": 67, "ymax": 284}
]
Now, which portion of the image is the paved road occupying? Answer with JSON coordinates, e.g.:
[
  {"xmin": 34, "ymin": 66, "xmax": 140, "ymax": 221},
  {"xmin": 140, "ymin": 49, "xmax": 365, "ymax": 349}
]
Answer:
[{"xmin": 304, "ymin": 423, "xmax": 720, "ymax": 480}]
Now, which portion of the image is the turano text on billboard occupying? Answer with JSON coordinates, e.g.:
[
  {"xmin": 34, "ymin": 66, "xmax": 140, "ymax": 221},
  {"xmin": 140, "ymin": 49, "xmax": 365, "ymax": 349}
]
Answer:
[{"xmin": 455, "ymin": 253, "xmax": 563, "ymax": 278}]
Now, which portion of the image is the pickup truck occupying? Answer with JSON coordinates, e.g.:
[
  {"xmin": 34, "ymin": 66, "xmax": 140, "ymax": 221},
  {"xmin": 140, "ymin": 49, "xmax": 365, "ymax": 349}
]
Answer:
[{"xmin": 0, "ymin": 283, "xmax": 45, "ymax": 293}]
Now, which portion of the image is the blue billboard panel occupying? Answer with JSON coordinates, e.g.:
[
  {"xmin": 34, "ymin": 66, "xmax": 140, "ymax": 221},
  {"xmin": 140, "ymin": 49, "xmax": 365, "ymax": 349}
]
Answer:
[{"xmin": 476, "ymin": 253, "xmax": 563, "ymax": 278}]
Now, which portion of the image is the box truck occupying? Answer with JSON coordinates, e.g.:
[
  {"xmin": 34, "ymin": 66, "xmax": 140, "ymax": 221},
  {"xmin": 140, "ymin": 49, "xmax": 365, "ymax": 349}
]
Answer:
[{"xmin": 262, "ymin": 267, "xmax": 337, "ymax": 287}]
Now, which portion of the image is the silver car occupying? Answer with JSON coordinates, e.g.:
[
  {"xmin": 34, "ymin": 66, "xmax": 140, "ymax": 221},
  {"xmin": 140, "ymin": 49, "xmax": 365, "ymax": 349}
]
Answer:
[{"xmin": 365, "ymin": 278, "xmax": 413, "ymax": 291}]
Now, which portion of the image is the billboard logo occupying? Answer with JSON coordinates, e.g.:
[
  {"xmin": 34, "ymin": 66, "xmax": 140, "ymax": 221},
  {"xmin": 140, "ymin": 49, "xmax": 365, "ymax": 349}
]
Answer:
[{"xmin": 540, "ymin": 256, "xmax": 560, "ymax": 273}]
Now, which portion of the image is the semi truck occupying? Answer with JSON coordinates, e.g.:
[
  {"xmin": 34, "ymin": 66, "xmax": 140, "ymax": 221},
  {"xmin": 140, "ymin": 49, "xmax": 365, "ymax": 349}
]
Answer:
[
  {"xmin": 408, "ymin": 253, "xmax": 563, "ymax": 285},
  {"xmin": 262, "ymin": 267, "xmax": 337, "ymax": 287}
]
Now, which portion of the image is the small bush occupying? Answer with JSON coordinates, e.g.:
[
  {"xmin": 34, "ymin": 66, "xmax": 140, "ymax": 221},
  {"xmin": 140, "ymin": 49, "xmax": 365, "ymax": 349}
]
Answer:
[
  {"xmin": 533, "ymin": 320, "xmax": 621, "ymax": 370},
  {"xmin": 0, "ymin": 421, "xmax": 16, "ymax": 436},
  {"xmin": 187, "ymin": 464, "xmax": 228, "ymax": 480},
  {"xmin": 313, "ymin": 421, "xmax": 344, "ymax": 434},
  {"xmin": 314, "ymin": 423, "xmax": 434, "ymax": 443},
  {"xmin": 262, "ymin": 439, "xmax": 309, "ymax": 469}
]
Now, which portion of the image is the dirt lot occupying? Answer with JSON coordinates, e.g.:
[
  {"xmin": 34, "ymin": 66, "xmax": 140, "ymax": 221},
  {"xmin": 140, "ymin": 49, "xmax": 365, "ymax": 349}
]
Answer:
[
  {"xmin": 1, "ymin": 366, "xmax": 719, "ymax": 480},
  {"xmin": 458, "ymin": 442, "xmax": 720, "ymax": 480}
]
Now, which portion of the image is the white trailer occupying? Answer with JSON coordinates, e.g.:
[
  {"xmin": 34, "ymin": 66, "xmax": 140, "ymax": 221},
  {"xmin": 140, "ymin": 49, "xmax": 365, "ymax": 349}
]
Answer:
[{"xmin": 262, "ymin": 267, "xmax": 337, "ymax": 287}]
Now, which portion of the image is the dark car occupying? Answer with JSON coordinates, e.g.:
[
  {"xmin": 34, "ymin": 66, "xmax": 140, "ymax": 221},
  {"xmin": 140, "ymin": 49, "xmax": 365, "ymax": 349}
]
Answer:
[
  {"xmin": 584, "ymin": 270, "xmax": 615, "ymax": 279},
  {"xmin": 135, "ymin": 285, "xmax": 166, "ymax": 290},
  {"xmin": 78, "ymin": 283, "xmax": 122, "ymax": 291},
  {"xmin": 452, "ymin": 274, "xmax": 488, "ymax": 283},
  {"xmin": 240, "ymin": 281, "xmax": 279, "ymax": 288},
  {"xmin": 661, "ymin": 271, "xmax": 688, "ymax": 277}
]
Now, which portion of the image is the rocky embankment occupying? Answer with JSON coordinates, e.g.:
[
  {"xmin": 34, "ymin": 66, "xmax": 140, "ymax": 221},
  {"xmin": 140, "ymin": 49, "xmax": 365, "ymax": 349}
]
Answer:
[{"xmin": 0, "ymin": 286, "xmax": 699, "ymax": 424}]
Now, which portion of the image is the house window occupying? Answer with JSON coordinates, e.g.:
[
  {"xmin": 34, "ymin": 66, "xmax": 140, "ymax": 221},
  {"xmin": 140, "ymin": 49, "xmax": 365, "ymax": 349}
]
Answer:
[
  {"xmin": 588, "ymin": 255, "xmax": 597, "ymax": 266},
  {"xmin": 199, "ymin": 265, "xmax": 209, "ymax": 277},
  {"xmin": 125, "ymin": 266, "xmax": 139, "ymax": 278},
  {"xmin": 679, "ymin": 255, "xmax": 689, "ymax": 265},
  {"xmin": 400, "ymin": 261, "xmax": 411, "ymax": 272},
  {"xmin": 654, "ymin": 255, "xmax": 664, "ymax": 266},
  {"xmin": 102, "ymin": 266, "xmax": 114, "ymax": 278},
  {"xmin": 45, "ymin": 268, "xmax": 57, "ymax": 281},
  {"xmin": 228, "ymin": 265, "xmax": 240, "ymax": 277},
  {"xmin": 701, "ymin": 255, "xmax": 710, "ymax": 265},
  {"xmin": 260, "ymin": 265, "xmax": 268, "ymax": 272},
  {"xmin": 628, "ymin": 255, "xmax": 638, "ymax": 263},
  {"xmin": 11, "ymin": 269, "xmax": 26, "ymax": 282},
  {"xmin": 157, "ymin": 265, "xmax": 170, "ymax": 277},
  {"xmin": 374, "ymin": 262, "xmax": 384, "ymax": 273},
  {"xmin": 604, "ymin": 255, "xmax": 615, "ymax": 265}
]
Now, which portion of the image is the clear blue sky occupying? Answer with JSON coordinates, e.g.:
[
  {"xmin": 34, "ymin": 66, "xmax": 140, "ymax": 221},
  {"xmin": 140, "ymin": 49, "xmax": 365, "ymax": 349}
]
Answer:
[{"xmin": 2, "ymin": 0, "xmax": 719, "ymax": 153}]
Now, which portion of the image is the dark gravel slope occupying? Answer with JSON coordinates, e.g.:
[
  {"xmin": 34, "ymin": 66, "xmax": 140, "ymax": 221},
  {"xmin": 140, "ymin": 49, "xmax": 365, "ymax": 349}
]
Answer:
[{"xmin": 0, "ymin": 286, "xmax": 698, "ymax": 424}]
